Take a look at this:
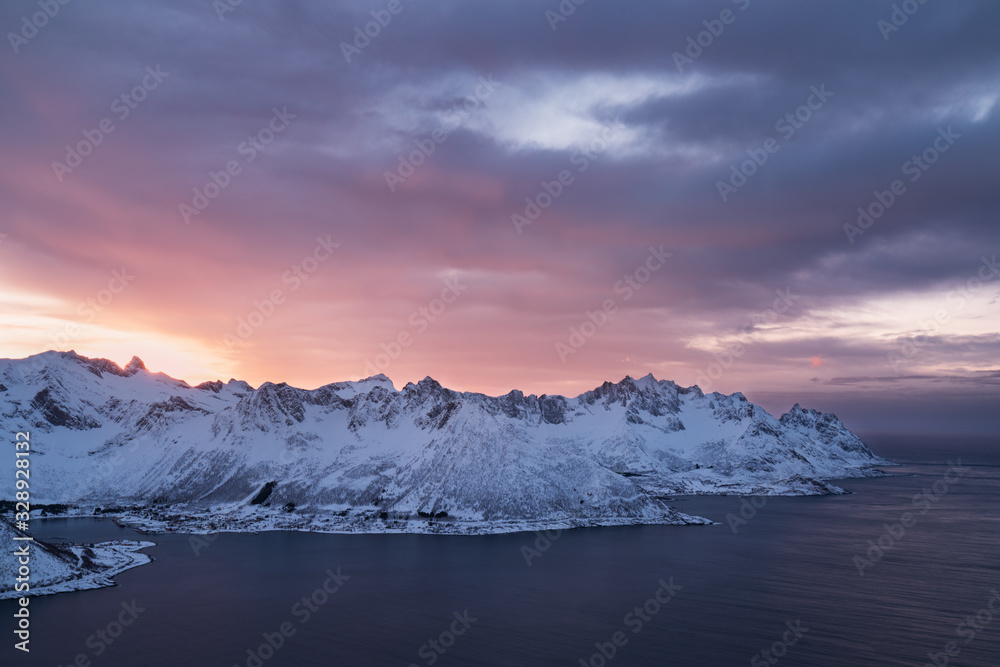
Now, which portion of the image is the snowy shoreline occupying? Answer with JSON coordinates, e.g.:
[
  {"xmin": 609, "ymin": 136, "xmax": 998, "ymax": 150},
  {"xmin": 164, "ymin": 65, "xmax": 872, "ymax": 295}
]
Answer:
[
  {"xmin": 15, "ymin": 463, "xmax": 897, "ymax": 539},
  {"xmin": 1, "ymin": 464, "xmax": 896, "ymax": 600},
  {"xmin": 86, "ymin": 464, "xmax": 895, "ymax": 537},
  {"xmin": 0, "ymin": 529, "xmax": 155, "ymax": 601}
]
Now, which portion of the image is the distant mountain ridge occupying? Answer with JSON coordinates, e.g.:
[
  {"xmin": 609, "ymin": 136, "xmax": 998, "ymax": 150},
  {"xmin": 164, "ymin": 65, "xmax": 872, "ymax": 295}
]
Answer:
[{"xmin": 0, "ymin": 351, "xmax": 886, "ymax": 534}]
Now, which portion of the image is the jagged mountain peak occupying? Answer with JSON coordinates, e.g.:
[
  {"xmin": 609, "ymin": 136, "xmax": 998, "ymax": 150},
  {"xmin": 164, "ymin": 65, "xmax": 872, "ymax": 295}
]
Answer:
[
  {"xmin": 3, "ymin": 351, "xmax": 858, "ymax": 431},
  {"xmin": 196, "ymin": 380, "xmax": 224, "ymax": 393},
  {"xmin": 785, "ymin": 402, "xmax": 822, "ymax": 416},
  {"xmin": 60, "ymin": 350, "xmax": 137, "ymax": 378},
  {"xmin": 780, "ymin": 402, "xmax": 847, "ymax": 429},
  {"xmin": 0, "ymin": 351, "xmax": 883, "ymax": 536},
  {"xmin": 124, "ymin": 355, "xmax": 147, "ymax": 374},
  {"xmin": 7, "ymin": 350, "xmax": 145, "ymax": 381},
  {"xmin": 414, "ymin": 376, "xmax": 443, "ymax": 389}
]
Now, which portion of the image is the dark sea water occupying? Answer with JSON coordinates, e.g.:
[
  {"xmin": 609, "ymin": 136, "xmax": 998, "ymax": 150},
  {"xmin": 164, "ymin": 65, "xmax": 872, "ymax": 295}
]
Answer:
[{"xmin": 3, "ymin": 433, "xmax": 998, "ymax": 666}]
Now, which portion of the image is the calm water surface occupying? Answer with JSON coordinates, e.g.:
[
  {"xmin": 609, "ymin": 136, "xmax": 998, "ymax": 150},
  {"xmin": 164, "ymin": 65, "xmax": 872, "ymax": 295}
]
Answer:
[{"xmin": 3, "ymin": 433, "xmax": 998, "ymax": 666}]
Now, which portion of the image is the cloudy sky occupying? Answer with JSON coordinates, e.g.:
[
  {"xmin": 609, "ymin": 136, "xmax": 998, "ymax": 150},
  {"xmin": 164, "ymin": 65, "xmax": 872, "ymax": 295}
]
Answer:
[{"xmin": 1, "ymin": 0, "xmax": 998, "ymax": 432}]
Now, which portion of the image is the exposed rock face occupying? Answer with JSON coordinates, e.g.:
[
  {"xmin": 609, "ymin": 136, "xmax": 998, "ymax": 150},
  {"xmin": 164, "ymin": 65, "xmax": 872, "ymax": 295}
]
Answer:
[{"xmin": 0, "ymin": 351, "xmax": 886, "ymax": 534}]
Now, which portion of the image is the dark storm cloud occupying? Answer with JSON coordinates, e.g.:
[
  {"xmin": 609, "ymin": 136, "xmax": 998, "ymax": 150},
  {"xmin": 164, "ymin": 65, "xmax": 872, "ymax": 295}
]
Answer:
[
  {"xmin": 0, "ymin": 0, "xmax": 997, "ymax": 429},
  {"xmin": 822, "ymin": 370, "xmax": 1000, "ymax": 387}
]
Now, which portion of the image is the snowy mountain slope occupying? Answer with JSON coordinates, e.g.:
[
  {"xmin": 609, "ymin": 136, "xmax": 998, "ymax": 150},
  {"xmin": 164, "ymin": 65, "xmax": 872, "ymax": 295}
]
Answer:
[
  {"xmin": 0, "ymin": 351, "xmax": 887, "ymax": 534},
  {"xmin": 0, "ymin": 518, "xmax": 153, "ymax": 599}
]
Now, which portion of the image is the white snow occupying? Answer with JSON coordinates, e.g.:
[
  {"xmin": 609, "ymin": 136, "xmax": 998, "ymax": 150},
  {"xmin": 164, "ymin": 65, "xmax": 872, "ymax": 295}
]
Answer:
[
  {"xmin": 0, "ymin": 352, "xmax": 889, "ymax": 537},
  {"xmin": 0, "ymin": 518, "xmax": 154, "ymax": 599}
]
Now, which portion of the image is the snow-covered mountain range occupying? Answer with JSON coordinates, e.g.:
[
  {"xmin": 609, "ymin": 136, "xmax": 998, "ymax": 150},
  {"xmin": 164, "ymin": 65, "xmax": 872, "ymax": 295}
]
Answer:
[{"xmin": 0, "ymin": 351, "xmax": 887, "ymax": 534}]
